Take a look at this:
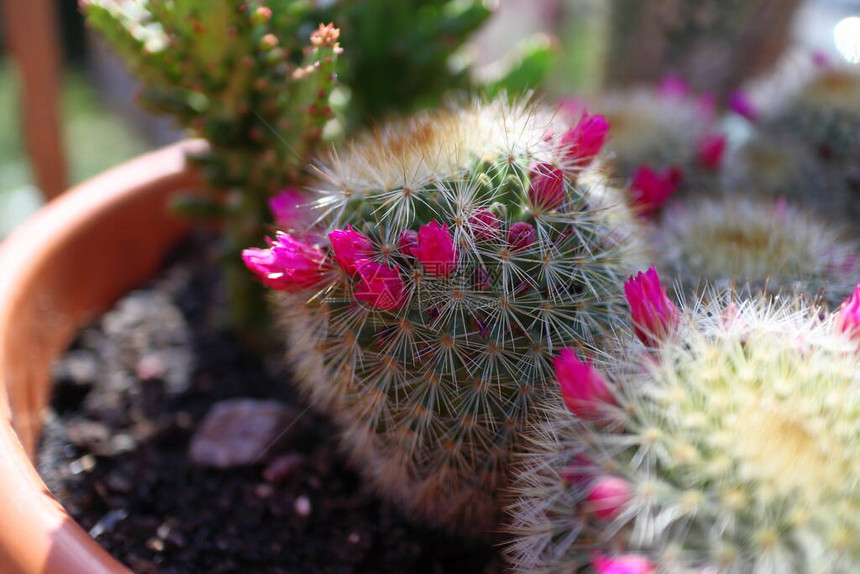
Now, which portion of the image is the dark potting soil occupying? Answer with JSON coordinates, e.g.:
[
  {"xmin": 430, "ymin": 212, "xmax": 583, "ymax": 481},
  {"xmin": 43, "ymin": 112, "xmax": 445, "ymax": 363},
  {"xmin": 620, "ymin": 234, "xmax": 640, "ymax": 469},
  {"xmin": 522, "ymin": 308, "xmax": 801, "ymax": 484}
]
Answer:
[{"xmin": 37, "ymin": 233, "xmax": 498, "ymax": 574}]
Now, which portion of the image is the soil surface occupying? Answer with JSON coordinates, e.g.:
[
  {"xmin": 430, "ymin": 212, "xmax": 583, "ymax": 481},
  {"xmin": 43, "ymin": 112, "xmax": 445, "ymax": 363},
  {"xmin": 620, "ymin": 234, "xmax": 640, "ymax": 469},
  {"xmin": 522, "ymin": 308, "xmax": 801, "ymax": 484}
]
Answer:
[{"xmin": 37, "ymin": 233, "xmax": 498, "ymax": 574}]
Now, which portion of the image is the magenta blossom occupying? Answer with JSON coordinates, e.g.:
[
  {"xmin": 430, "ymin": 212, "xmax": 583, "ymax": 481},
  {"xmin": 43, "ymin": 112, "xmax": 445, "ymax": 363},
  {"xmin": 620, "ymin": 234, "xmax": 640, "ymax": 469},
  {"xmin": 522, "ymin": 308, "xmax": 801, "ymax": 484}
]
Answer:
[
  {"xmin": 836, "ymin": 284, "xmax": 860, "ymax": 340},
  {"xmin": 528, "ymin": 162, "xmax": 565, "ymax": 210},
  {"xmin": 354, "ymin": 260, "xmax": 406, "ymax": 311},
  {"xmin": 624, "ymin": 267, "xmax": 679, "ymax": 346},
  {"xmin": 508, "ymin": 221, "xmax": 536, "ymax": 252},
  {"xmin": 630, "ymin": 164, "xmax": 682, "ymax": 216},
  {"xmin": 560, "ymin": 112, "xmax": 610, "ymax": 166},
  {"xmin": 329, "ymin": 225, "xmax": 374, "ymax": 275},
  {"xmin": 696, "ymin": 133, "xmax": 727, "ymax": 170},
  {"xmin": 242, "ymin": 233, "xmax": 328, "ymax": 291},
  {"xmin": 269, "ymin": 188, "xmax": 310, "ymax": 229},
  {"xmin": 587, "ymin": 476, "xmax": 631, "ymax": 520},
  {"xmin": 592, "ymin": 554, "xmax": 655, "ymax": 574},
  {"xmin": 398, "ymin": 229, "xmax": 419, "ymax": 257},
  {"xmin": 554, "ymin": 348, "xmax": 615, "ymax": 420},
  {"xmin": 469, "ymin": 209, "xmax": 501, "ymax": 241},
  {"xmin": 414, "ymin": 221, "xmax": 458, "ymax": 277},
  {"xmin": 728, "ymin": 90, "xmax": 759, "ymax": 122}
]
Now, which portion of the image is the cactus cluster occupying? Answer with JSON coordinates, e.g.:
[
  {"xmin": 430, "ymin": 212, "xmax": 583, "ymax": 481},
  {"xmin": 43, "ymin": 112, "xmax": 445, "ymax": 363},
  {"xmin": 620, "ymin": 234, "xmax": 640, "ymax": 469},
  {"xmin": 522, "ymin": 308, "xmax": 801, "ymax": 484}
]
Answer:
[
  {"xmin": 655, "ymin": 196, "xmax": 858, "ymax": 303},
  {"xmin": 244, "ymin": 98, "xmax": 648, "ymax": 535},
  {"xmin": 571, "ymin": 78, "xmax": 725, "ymax": 207},
  {"xmin": 507, "ymin": 272, "xmax": 860, "ymax": 573}
]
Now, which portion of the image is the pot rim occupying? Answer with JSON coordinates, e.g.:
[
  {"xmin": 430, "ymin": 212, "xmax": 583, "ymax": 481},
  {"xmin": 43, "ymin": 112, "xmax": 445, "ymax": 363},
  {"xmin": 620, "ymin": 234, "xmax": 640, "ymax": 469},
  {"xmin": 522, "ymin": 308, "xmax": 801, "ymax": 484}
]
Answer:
[{"xmin": 0, "ymin": 140, "xmax": 204, "ymax": 574}]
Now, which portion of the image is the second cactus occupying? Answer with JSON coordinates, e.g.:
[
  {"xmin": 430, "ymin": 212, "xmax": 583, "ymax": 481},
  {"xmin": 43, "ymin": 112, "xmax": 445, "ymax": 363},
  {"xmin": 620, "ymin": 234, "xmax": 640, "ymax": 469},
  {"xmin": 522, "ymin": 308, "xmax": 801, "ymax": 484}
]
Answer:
[{"xmin": 245, "ymin": 98, "xmax": 648, "ymax": 536}]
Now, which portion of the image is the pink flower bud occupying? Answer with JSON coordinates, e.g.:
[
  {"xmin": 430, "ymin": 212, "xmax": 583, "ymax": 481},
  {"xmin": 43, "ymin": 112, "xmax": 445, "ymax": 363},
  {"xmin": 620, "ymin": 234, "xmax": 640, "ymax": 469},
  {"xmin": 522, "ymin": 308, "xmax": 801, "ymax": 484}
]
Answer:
[
  {"xmin": 354, "ymin": 260, "xmax": 406, "ymax": 311},
  {"xmin": 554, "ymin": 348, "xmax": 615, "ymax": 420},
  {"xmin": 269, "ymin": 188, "xmax": 310, "ymax": 230},
  {"xmin": 508, "ymin": 221, "xmax": 536, "ymax": 251},
  {"xmin": 560, "ymin": 112, "xmax": 610, "ymax": 166},
  {"xmin": 242, "ymin": 233, "xmax": 328, "ymax": 291},
  {"xmin": 695, "ymin": 133, "xmax": 727, "ymax": 171},
  {"xmin": 592, "ymin": 554, "xmax": 655, "ymax": 574},
  {"xmin": 415, "ymin": 221, "xmax": 458, "ymax": 277},
  {"xmin": 398, "ymin": 229, "xmax": 419, "ymax": 257},
  {"xmin": 836, "ymin": 284, "xmax": 860, "ymax": 340},
  {"xmin": 469, "ymin": 209, "xmax": 501, "ymax": 241},
  {"xmin": 329, "ymin": 225, "xmax": 374, "ymax": 275},
  {"xmin": 631, "ymin": 164, "xmax": 682, "ymax": 216},
  {"xmin": 659, "ymin": 74, "xmax": 689, "ymax": 99},
  {"xmin": 624, "ymin": 267, "xmax": 679, "ymax": 346},
  {"xmin": 728, "ymin": 90, "xmax": 759, "ymax": 122},
  {"xmin": 528, "ymin": 162, "xmax": 565, "ymax": 210},
  {"xmin": 587, "ymin": 476, "xmax": 632, "ymax": 520}
]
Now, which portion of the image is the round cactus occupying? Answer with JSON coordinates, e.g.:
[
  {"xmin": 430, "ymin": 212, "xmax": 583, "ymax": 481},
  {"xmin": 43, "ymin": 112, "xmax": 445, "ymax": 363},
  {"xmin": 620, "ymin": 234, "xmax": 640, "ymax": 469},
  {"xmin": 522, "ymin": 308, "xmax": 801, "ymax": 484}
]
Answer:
[
  {"xmin": 506, "ymin": 273, "xmax": 860, "ymax": 573},
  {"xmin": 655, "ymin": 196, "xmax": 858, "ymax": 303},
  {"xmin": 245, "ymin": 98, "xmax": 648, "ymax": 536},
  {"xmin": 767, "ymin": 63, "xmax": 860, "ymax": 167},
  {"xmin": 570, "ymin": 79, "xmax": 725, "ymax": 205},
  {"xmin": 730, "ymin": 61, "xmax": 860, "ymax": 230}
]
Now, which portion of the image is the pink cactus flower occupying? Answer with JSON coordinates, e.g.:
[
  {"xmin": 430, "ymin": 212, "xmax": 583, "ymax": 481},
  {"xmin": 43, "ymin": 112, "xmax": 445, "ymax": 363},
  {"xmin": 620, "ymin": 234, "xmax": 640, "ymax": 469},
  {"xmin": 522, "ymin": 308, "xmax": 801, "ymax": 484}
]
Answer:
[
  {"xmin": 659, "ymin": 74, "xmax": 689, "ymax": 99},
  {"xmin": 354, "ymin": 260, "xmax": 406, "ymax": 311},
  {"xmin": 696, "ymin": 133, "xmax": 727, "ymax": 170},
  {"xmin": 624, "ymin": 267, "xmax": 679, "ymax": 347},
  {"xmin": 508, "ymin": 221, "xmax": 536, "ymax": 252},
  {"xmin": 329, "ymin": 225, "xmax": 374, "ymax": 275},
  {"xmin": 560, "ymin": 112, "xmax": 610, "ymax": 166},
  {"xmin": 630, "ymin": 164, "xmax": 682, "ymax": 216},
  {"xmin": 554, "ymin": 348, "xmax": 616, "ymax": 420},
  {"xmin": 592, "ymin": 554, "xmax": 656, "ymax": 574},
  {"xmin": 242, "ymin": 233, "xmax": 328, "ymax": 291},
  {"xmin": 728, "ymin": 90, "xmax": 759, "ymax": 122},
  {"xmin": 836, "ymin": 284, "xmax": 860, "ymax": 339},
  {"xmin": 415, "ymin": 221, "xmax": 458, "ymax": 277},
  {"xmin": 469, "ymin": 209, "xmax": 501, "ymax": 241},
  {"xmin": 269, "ymin": 188, "xmax": 310, "ymax": 229},
  {"xmin": 398, "ymin": 229, "xmax": 419, "ymax": 257},
  {"xmin": 587, "ymin": 476, "xmax": 632, "ymax": 520},
  {"xmin": 528, "ymin": 162, "xmax": 566, "ymax": 210}
]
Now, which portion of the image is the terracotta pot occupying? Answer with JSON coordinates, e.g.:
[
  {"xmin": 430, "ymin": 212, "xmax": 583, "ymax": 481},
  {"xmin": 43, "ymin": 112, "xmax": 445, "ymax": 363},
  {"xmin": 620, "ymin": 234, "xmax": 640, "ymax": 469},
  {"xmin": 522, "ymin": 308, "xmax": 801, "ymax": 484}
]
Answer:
[{"xmin": 0, "ymin": 140, "xmax": 204, "ymax": 573}]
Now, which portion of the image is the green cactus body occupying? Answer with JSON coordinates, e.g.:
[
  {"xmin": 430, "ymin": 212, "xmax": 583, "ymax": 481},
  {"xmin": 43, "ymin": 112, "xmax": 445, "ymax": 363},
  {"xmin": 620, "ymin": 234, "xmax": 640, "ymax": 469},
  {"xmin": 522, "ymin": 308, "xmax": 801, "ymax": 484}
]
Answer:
[
  {"xmin": 506, "ymin": 293, "xmax": 860, "ymax": 573},
  {"xmin": 273, "ymin": 99, "xmax": 648, "ymax": 536},
  {"xmin": 655, "ymin": 197, "xmax": 858, "ymax": 303}
]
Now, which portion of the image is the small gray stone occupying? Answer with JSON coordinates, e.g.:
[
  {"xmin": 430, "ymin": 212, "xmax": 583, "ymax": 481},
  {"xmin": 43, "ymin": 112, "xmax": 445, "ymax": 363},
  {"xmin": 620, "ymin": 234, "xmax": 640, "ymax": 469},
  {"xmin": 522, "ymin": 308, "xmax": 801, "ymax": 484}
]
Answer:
[{"xmin": 188, "ymin": 399, "xmax": 299, "ymax": 468}]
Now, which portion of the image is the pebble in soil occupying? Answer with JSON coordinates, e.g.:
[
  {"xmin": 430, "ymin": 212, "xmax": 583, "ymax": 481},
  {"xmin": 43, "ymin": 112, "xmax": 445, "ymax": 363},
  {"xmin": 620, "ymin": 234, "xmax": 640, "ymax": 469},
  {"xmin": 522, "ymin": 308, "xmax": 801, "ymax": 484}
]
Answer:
[{"xmin": 37, "ymin": 234, "xmax": 498, "ymax": 574}]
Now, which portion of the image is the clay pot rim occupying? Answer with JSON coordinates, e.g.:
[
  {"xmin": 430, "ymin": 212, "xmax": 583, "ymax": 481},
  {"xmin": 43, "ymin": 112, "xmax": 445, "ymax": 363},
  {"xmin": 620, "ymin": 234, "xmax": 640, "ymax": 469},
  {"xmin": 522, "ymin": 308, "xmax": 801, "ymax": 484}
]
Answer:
[{"xmin": 0, "ymin": 140, "xmax": 204, "ymax": 574}]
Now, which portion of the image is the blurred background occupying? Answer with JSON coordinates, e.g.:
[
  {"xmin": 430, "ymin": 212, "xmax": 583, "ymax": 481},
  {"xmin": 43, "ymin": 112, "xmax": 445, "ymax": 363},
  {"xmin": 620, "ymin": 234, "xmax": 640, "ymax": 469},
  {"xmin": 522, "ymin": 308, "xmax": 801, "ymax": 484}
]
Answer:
[{"xmin": 0, "ymin": 0, "xmax": 858, "ymax": 239}]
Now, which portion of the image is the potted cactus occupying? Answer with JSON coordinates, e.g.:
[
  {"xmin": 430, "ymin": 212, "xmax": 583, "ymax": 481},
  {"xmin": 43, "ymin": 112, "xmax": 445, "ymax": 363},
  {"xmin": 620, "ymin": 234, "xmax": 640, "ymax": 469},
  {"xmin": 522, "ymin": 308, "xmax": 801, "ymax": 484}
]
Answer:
[{"xmin": 244, "ymin": 98, "xmax": 648, "ymax": 536}]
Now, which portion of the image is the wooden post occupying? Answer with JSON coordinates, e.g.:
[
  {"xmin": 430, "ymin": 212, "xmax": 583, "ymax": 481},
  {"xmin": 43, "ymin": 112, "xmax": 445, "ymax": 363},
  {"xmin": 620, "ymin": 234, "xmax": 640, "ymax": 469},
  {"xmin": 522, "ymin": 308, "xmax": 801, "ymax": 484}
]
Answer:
[{"xmin": 2, "ymin": 0, "xmax": 67, "ymax": 200}]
